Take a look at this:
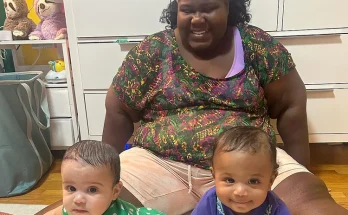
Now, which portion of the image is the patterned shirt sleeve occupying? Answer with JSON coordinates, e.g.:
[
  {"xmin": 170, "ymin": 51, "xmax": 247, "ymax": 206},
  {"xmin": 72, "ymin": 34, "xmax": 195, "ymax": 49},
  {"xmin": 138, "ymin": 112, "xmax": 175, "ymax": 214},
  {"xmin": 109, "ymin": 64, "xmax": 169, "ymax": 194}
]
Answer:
[
  {"xmin": 253, "ymin": 28, "xmax": 296, "ymax": 87},
  {"xmin": 112, "ymin": 36, "xmax": 159, "ymax": 111}
]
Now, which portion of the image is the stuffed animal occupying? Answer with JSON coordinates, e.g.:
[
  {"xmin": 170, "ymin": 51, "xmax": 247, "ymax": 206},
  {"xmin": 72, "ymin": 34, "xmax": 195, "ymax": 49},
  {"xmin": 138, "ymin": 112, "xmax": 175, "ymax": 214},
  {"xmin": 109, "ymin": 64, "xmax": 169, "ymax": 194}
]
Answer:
[
  {"xmin": 29, "ymin": 0, "xmax": 67, "ymax": 40},
  {"xmin": 3, "ymin": 0, "xmax": 36, "ymax": 40}
]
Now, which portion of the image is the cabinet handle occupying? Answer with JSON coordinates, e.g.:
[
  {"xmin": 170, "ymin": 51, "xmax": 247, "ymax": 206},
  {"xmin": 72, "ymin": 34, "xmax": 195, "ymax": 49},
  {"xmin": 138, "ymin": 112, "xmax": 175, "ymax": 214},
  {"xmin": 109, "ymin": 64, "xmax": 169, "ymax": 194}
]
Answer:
[
  {"xmin": 306, "ymin": 85, "xmax": 335, "ymax": 92},
  {"xmin": 114, "ymin": 39, "xmax": 143, "ymax": 44},
  {"xmin": 78, "ymin": 39, "xmax": 143, "ymax": 44}
]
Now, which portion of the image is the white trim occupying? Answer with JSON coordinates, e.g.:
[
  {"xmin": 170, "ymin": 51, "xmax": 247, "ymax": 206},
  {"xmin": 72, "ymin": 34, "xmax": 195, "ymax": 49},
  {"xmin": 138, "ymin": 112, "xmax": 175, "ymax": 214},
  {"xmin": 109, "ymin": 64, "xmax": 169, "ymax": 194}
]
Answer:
[
  {"xmin": 0, "ymin": 40, "xmax": 66, "ymax": 45},
  {"xmin": 276, "ymin": 134, "xmax": 348, "ymax": 144},
  {"xmin": 61, "ymin": 42, "xmax": 80, "ymax": 143},
  {"xmin": 269, "ymin": 28, "xmax": 348, "ymax": 38},
  {"xmin": 63, "ymin": 0, "xmax": 89, "ymax": 140}
]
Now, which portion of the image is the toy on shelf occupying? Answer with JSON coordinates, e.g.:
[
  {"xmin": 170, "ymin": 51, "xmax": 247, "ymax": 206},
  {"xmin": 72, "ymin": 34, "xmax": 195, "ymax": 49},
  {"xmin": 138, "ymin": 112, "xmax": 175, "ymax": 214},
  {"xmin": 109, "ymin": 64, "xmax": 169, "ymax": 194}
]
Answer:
[
  {"xmin": 29, "ymin": 0, "xmax": 67, "ymax": 40},
  {"xmin": 45, "ymin": 59, "xmax": 67, "ymax": 83},
  {"xmin": 3, "ymin": 0, "xmax": 36, "ymax": 40}
]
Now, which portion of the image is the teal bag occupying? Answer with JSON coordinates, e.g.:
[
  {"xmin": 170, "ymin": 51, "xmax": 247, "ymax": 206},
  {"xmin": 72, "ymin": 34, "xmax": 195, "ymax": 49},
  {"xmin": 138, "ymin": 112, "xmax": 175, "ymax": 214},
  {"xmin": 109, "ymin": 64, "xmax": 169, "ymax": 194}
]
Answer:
[{"xmin": 0, "ymin": 71, "xmax": 53, "ymax": 197}]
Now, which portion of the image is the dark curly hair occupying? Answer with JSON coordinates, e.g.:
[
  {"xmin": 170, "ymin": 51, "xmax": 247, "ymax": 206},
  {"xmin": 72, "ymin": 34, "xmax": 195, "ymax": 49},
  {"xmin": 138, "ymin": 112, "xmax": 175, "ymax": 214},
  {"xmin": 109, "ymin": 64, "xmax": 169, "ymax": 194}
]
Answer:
[{"xmin": 160, "ymin": 0, "xmax": 251, "ymax": 29}]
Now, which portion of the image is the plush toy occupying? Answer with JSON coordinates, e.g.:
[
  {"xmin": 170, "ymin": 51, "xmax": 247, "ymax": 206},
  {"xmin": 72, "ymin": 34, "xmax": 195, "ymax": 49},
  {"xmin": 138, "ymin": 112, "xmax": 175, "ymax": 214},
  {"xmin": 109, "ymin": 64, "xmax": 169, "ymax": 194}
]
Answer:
[
  {"xmin": 29, "ymin": 0, "xmax": 67, "ymax": 40},
  {"xmin": 3, "ymin": 0, "xmax": 36, "ymax": 40},
  {"xmin": 45, "ymin": 60, "xmax": 67, "ymax": 83},
  {"xmin": 49, "ymin": 59, "xmax": 65, "ymax": 72}
]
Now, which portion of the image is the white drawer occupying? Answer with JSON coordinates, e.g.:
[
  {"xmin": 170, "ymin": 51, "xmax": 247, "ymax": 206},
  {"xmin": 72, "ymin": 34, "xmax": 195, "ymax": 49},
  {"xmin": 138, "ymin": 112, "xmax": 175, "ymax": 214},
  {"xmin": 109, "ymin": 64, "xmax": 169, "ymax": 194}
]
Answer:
[
  {"xmin": 50, "ymin": 118, "xmax": 74, "ymax": 148},
  {"xmin": 278, "ymin": 35, "xmax": 348, "ymax": 84},
  {"xmin": 271, "ymin": 88, "xmax": 348, "ymax": 139},
  {"xmin": 72, "ymin": 0, "xmax": 168, "ymax": 37},
  {"xmin": 78, "ymin": 43, "xmax": 137, "ymax": 90},
  {"xmin": 283, "ymin": 0, "xmax": 348, "ymax": 30},
  {"xmin": 46, "ymin": 87, "xmax": 71, "ymax": 118},
  {"xmin": 249, "ymin": 0, "xmax": 278, "ymax": 32},
  {"xmin": 85, "ymin": 93, "xmax": 107, "ymax": 135}
]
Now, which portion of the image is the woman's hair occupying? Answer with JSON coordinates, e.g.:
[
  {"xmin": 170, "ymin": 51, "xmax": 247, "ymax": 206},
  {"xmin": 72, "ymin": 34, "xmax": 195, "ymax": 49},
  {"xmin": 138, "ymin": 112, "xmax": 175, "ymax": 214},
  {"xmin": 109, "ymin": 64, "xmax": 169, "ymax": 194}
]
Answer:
[
  {"xmin": 160, "ymin": 0, "xmax": 251, "ymax": 29},
  {"xmin": 212, "ymin": 126, "xmax": 279, "ymax": 171},
  {"xmin": 63, "ymin": 140, "xmax": 121, "ymax": 185}
]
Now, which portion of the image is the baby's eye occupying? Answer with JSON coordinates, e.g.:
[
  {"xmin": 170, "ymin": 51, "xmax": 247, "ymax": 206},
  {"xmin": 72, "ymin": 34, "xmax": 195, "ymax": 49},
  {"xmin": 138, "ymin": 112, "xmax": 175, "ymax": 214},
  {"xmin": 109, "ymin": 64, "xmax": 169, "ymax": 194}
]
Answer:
[
  {"xmin": 225, "ymin": 178, "xmax": 235, "ymax": 184},
  {"xmin": 67, "ymin": 185, "xmax": 76, "ymax": 192},
  {"xmin": 88, "ymin": 187, "xmax": 98, "ymax": 193},
  {"xmin": 248, "ymin": 179, "xmax": 260, "ymax": 185}
]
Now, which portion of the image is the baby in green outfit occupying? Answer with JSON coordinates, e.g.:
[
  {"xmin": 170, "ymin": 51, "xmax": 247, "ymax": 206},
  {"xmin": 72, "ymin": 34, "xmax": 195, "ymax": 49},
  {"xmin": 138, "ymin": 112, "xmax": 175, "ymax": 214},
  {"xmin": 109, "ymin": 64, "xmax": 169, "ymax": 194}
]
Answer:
[{"xmin": 49, "ymin": 140, "xmax": 165, "ymax": 215}]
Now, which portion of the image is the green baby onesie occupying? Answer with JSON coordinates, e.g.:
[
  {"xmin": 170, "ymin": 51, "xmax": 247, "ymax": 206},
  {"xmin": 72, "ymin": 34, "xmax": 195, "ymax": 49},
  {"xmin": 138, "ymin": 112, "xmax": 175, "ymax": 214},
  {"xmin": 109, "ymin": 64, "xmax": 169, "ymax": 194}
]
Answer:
[{"xmin": 62, "ymin": 198, "xmax": 166, "ymax": 215}]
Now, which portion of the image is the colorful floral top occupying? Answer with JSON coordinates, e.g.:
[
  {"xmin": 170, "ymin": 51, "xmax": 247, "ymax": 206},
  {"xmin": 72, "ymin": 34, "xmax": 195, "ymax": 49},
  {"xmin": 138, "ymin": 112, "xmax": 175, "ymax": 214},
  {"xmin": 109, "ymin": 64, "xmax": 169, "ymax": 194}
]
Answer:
[
  {"xmin": 191, "ymin": 187, "xmax": 291, "ymax": 215},
  {"xmin": 113, "ymin": 24, "xmax": 295, "ymax": 169}
]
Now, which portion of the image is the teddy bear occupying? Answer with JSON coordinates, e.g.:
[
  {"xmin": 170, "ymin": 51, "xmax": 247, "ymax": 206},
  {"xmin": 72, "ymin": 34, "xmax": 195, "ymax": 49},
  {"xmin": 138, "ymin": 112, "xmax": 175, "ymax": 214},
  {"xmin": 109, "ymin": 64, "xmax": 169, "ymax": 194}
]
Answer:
[
  {"xmin": 29, "ymin": 0, "xmax": 67, "ymax": 40},
  {"xmin": 3, "ymin": 0, "xmax": 36, "ymax": 40}
]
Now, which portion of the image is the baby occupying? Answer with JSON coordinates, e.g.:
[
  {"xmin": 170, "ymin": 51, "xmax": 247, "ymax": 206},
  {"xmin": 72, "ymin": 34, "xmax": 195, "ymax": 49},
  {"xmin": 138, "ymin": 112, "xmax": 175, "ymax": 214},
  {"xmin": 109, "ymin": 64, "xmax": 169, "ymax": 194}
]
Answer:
[
  {"xmin": 49, "ymin": 140, "xmax": 165, "ymax": 215},
  {"xmin": 192, "ymin": 126, "xmax": 291, "ymax": 215}
]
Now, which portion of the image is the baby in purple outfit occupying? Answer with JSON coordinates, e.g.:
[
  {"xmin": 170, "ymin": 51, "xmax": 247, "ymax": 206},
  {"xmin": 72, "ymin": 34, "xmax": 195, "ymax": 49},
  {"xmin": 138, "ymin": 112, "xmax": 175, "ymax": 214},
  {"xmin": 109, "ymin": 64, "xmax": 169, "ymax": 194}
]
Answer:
[{"xmin": 192, "ymin": 126, "xmax": 291, "ymax": 215}]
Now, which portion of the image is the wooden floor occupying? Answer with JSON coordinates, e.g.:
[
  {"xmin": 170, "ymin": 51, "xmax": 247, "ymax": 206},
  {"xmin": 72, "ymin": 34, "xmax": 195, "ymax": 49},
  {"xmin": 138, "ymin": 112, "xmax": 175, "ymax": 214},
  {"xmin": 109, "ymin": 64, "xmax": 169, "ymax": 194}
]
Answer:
[{"xmin": 0, "ymin": 145, "xmax": 347, "ymax": 210}]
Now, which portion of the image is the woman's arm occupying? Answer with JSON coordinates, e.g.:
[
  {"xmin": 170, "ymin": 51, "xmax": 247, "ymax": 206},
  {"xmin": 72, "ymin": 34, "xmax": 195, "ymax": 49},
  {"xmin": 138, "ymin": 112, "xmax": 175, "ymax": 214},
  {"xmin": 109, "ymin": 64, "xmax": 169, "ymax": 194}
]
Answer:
[
  {"xmin": 264, "ymin": 68, "xmax": 310, "ymax": 167},
  {"xmin": 102, "ymin": 86, "xmax": 142, "ymax": 153}
]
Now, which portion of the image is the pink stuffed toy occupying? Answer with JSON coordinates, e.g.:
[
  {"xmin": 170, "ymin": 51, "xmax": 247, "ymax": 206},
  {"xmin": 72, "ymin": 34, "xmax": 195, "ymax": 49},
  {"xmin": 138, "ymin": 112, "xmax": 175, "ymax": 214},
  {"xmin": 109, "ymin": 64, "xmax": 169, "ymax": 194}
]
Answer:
[{"xmin": 29, "ymin": 0, "xmax": 67, "ymax": 40}]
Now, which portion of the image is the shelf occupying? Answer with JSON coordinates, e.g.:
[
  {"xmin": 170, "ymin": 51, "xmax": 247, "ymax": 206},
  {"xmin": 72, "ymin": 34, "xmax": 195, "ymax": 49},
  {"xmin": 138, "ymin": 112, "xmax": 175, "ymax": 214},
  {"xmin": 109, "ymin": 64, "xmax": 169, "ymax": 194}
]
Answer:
[
  {"xmin": 0, "ymin": 39, "xmax": 67, "ymax": 49},
  {"xmin": 0, "ymin": 39, "xmax": 67, "ymax": 45},
  {"xmin": 45, "ymin": 82, "xmax": 68, "ymax": 88}
]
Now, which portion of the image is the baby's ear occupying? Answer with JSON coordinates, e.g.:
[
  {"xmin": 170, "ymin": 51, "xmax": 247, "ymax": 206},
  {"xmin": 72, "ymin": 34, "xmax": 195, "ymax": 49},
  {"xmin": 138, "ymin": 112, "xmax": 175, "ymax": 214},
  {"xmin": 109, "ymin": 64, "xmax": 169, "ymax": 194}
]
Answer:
[
  {"xmin": 210, "ymin": 167, "xmax": 215, "ymax": 179},
  {"xmin": 112, "ymin": 181, "xmax": 123, "ymax": 200}
]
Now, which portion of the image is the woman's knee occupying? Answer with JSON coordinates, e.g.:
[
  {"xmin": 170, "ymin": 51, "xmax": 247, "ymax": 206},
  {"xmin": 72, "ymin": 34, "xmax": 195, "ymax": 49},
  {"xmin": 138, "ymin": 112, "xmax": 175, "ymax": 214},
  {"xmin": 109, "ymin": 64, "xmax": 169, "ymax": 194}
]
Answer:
[
  {"xmin": 119, "ymin": 187, "xmax": 143, "ymax": 207},
  {"xmin": 274, "ymin": 172, "xmax": 347, "ymax": 214}
]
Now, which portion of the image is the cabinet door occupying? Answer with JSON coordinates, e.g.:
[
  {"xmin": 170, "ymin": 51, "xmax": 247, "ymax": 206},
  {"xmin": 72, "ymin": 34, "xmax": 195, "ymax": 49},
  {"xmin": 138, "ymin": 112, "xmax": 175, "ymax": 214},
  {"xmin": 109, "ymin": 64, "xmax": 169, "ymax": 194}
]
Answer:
[
  {"xmin": 249, "ymin": 0, "xmax": 279, "ymax": 31},
  {"xmin": 85, "ymin": 93, "xmax": 107, "ymax": 136},
  {"xmin": 282, "ymin": 0, "xmax": 348, "ymax": 30},
  {"xmin": 278, "ymin": 35, "xmax": 348, "ymax": 84},
  {"xmin": 271, "ymin": 88, "xmax": 348, "ymax": 143},
  {"xmin": 71, "ymin": 0, "xmax": 168, "ymax": 37},
  {"xmin": 46, "ymin": 88, "xmax": 71, "ymax": 118},
  {"xmin": 50, "ymin": 119, "xmax": 74, "ymax": 149},
  {"xmin": 78, "ymin": 42, "xmax": 137, "ymax": 90}
]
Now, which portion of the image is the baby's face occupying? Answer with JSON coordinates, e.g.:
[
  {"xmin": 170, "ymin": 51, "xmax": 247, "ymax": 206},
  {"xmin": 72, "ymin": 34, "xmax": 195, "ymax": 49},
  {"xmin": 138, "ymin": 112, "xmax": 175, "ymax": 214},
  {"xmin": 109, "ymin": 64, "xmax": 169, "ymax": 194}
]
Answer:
[
  {"xmin": 61, "ymin": 160, "xmax": 121, "ymax": 215},
  {"xmin": 212, "ymin": 150, "xmax": 276, "ymax": 214}
]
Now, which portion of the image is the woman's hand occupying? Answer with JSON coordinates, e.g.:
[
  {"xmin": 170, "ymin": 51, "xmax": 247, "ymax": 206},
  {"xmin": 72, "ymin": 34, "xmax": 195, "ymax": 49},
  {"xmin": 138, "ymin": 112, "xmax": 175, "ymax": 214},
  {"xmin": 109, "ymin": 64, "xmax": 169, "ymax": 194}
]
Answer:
[{"xmin": 264, "ymin": 69, "xmax": 310, "ymax": 167}]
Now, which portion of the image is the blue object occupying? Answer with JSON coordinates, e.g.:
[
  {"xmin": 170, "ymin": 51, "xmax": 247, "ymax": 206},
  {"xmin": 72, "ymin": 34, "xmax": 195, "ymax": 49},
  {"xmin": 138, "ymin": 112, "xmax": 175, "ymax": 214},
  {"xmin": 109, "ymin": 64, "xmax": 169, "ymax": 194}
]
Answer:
[
  {"xmin": 0, "ymin": 71, "xmax": 53, "ymax": 197},
  {"xmin": 124, "ymin": 143, "xmax": 132, "ymax": 150}
]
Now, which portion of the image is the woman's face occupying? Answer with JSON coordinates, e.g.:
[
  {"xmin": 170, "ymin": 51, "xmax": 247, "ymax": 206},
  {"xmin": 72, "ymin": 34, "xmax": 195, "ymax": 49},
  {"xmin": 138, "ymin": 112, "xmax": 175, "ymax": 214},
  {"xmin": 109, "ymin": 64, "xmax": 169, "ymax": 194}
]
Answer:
[{"xmin": 176, "ymin": 0, "xmax": 229, "ymax": 52}]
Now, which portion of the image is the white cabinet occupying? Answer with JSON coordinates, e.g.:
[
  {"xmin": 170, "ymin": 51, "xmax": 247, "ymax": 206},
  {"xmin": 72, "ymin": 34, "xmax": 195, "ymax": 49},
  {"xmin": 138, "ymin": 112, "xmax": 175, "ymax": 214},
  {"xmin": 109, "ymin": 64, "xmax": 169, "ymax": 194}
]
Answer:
[
  {"xmin": 46, "ymin": 88, "xmax": 71, "ymax": 117},
  {"xmin": 272, "ymin": 87, "xmax": 348, "ymax": 143},
  {"xmin": 64, "ymin": 0, "xmax": 348, "ymax": 143},
  {"xmin": 306, "ymin": 89, "xmax": 348, "ymax": 134},
  {"xmin": 282, "ymin": 0, "xmax": 348, "ymax": 30},
  {"xmin": 71, "ymin": 0, "xmax": 168, "ymax": 37},
  {"xmin": 78, "ymin": 43, "xmax": 137, "ymax": 90},
  {"xmin": 278, "ymin": 35, "xmax": 348, "ymax": 84},
  {"xmin": 50, "ymin": 119, "xmax": 75, "ymax": 148},
  {"xmin": 85, "ymin": 93, "xmax": 107, "ymax": 136},
  {"xmin": 249, "ymin": 0, "xmax": 279, "ymax": 31}
]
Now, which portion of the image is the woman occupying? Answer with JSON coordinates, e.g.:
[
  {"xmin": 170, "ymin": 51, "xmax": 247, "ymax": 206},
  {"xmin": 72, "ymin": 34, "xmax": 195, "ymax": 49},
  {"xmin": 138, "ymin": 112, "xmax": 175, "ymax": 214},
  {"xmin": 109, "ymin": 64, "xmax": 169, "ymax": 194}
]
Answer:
[
  {"xmin": 102, "ymin": 0, "xmax": 347, "ymax": 214},
  {"xmin": 37, "ymin": 0, "xmax": 347, "ymax": 215}
]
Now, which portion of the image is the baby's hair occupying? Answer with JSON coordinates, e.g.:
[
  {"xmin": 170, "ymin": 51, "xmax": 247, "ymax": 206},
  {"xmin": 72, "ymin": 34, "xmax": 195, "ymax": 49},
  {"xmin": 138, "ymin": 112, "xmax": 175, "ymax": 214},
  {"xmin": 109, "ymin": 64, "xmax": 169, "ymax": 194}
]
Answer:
[
  {"xmin": 63, "ymin": 140, "xmax": 120, "ymax": 185},
  {"xmin": 212, "ymin": 126, "xmax": 279, "ymax": 171}
]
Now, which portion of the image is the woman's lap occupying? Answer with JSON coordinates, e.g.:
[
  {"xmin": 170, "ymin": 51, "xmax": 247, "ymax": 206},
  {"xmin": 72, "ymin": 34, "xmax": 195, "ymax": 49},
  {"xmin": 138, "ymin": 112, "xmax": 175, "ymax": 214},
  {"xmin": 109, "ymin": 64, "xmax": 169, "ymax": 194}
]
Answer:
[
  {"xmin": 119, "ymin": 147, "xmax": 213, "ymax": 215},
  {"xmin": 119, "ymin": 147, "xmax": 313, "ymax": 214}
]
